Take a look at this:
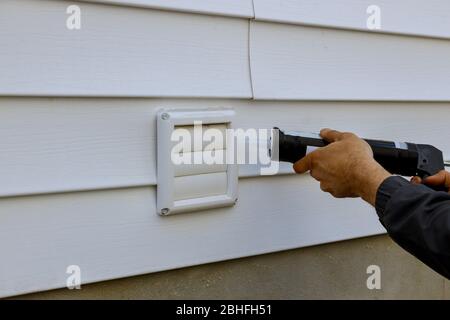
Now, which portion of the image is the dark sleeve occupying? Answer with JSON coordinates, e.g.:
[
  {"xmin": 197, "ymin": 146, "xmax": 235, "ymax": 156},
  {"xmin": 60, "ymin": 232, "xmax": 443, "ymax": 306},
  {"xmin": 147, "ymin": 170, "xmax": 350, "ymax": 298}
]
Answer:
[{"xmin": 375, "ymin": 176, "xmax": 450, "ymax": 279}]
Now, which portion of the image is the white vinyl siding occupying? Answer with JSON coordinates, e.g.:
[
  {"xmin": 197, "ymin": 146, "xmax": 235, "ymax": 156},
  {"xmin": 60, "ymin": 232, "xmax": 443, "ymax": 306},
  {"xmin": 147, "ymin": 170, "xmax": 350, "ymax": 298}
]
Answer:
[
  {"xmin": 0, "ymin": 0, "xmax": 251, "ymax": 97},
  {"xmin": 79, "ymin": 0, "xmax": 255, "ymax": 18},
  {"xmin": 0, "ymin": 175, "xmax": 383, "ymax": 298},
  {"xmin": 250, "ymin": 22, "xmax": 450, "ymax": 100},
  {"xmin": 253, "ymin": 0, "xmax": 450, "ymax": 39},
  {"xmin": 1, "ymin": 98, "xmax": 449, "ymax": 198}
]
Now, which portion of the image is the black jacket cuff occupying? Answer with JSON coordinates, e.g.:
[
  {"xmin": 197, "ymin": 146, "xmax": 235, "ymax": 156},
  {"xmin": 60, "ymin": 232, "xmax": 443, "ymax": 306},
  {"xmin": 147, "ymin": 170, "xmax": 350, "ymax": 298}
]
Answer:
[{"xmin": 375, "ymin": 176, "xmax": 410, "ymax": 218}]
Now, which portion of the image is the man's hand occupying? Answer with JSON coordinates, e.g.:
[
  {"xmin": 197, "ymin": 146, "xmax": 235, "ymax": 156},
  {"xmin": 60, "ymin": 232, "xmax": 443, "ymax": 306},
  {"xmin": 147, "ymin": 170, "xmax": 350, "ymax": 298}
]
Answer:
[
  {"xmin": 293, "ymin": 128, "xmax": 391, "ymax": 206},
  {"xmin": 411, "ymin": 170, "xmax": 450, "ymax": 192}
]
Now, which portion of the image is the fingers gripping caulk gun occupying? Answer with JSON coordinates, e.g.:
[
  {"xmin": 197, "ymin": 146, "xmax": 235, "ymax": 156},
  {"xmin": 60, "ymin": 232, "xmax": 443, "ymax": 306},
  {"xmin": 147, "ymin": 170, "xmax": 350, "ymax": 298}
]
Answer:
[{"xmin": 269, "ymin": 128, "xmax": 448, "ymax": 191}]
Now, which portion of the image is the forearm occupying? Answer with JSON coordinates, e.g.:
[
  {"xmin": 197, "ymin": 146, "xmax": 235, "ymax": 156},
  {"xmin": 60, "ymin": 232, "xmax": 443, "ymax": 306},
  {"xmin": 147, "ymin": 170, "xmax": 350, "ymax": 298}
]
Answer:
[{"xmin": 376, "ymin": 176, "xmax": 450, "ymax": 279}]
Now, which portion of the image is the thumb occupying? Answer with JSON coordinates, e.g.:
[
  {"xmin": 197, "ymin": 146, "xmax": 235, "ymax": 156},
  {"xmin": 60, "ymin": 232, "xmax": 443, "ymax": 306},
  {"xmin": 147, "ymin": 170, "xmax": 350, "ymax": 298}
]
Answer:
[
  {"xmin": 320, "ymin": 128, "xmax": 344, "ymax": 143},
  {"xmin": 423, "ymin": 170, "xmax": 450, "ymax": 187},
  {"xmin": 293, "ymin": 152, "xmax": 313, "ymax": 174}
]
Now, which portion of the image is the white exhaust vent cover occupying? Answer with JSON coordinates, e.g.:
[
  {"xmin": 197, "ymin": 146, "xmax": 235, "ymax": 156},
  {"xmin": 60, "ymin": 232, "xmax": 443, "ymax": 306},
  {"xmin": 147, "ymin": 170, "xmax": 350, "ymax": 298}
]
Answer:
[{"xmin": 156, "ymin": 108, "xmax": 238, "ymax": 216}]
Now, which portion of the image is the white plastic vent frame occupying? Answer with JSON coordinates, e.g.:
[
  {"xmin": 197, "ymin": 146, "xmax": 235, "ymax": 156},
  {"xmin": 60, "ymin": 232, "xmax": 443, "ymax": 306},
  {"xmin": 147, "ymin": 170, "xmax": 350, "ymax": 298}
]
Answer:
[{"xmin": 156, "ymin": 108, "xmax": 238, "ymax": 216}]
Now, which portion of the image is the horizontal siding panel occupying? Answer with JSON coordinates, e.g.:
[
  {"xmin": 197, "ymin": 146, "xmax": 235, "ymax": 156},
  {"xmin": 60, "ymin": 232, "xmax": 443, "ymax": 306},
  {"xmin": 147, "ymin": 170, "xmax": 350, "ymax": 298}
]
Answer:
[
  {"xmin": 0, "ymin": 98, "xmax": 293, "ymax": 197},
  {"xmin": 79, "ymin": 0, "xmax": 254, "ymax": 18},
  {"xmin": 0, "ymin": 0, "xmax": 251, "ymax": 97},
  {"xmin": 250, "ymin": 22, "xmax": 450, "ymax": 100},
  {"xmin": 1, "ymin": 98, "xmax": 450, "ymax": 197},
  {"xmin": 0, "ymin": 175, "xmax": 384, "ymax": 297},
  {"xmin": 253, "ymin": 0, "xmax": 450, "ymax": 39}
]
